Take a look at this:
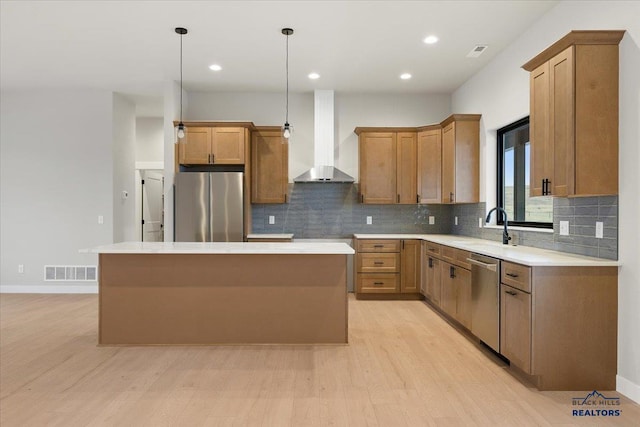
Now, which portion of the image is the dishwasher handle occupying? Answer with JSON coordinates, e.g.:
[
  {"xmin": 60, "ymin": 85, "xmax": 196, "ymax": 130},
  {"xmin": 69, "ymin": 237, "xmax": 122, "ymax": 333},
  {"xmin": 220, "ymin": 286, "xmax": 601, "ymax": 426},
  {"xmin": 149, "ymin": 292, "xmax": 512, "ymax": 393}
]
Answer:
[{"xmin": 466, "ymin": 257, "xmax": 497, "ymax": 272}]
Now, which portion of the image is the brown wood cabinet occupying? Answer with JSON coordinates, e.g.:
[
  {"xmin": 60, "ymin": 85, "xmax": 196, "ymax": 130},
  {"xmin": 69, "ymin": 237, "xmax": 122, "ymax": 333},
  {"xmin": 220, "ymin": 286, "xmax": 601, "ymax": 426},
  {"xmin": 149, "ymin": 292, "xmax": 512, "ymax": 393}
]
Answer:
[
  {"xmin": 440, "ymin": 115, "xmax": 480, "ymax": 204},
  {"xmin": 523, "ymin": 30, "xmax": 624, "ymax": 197},
  {"xmin": 440, "ymin": 262, "xmax": 471, "ymax": 329},
  {"xmin": 400, "ymin": 240, "xmax": 421, "ymax": 293},
  {"xmin": 251, "ymin": 128, "xmax": 288, "ymax": 204},
  {"xmin": 179, "ymin": 126, "xmax": 247, "ymax": 165},
  {"xmin": 424, "ymin": 254, "xmax": 442, "ymax": 305},
  {"xmin": 417, "ymin": 126, "xmax": 442, "ymax": 204},
  {"xmin": 354, "ymin": 238, "xmax": 421, "ymax": 298},
  {"xmin": 356, "ymin": 129, "xmax": 418, "ymax": 204},
  {"xmin": 499, "ymin": 261, "xmax": 617, "ymax": 390}
]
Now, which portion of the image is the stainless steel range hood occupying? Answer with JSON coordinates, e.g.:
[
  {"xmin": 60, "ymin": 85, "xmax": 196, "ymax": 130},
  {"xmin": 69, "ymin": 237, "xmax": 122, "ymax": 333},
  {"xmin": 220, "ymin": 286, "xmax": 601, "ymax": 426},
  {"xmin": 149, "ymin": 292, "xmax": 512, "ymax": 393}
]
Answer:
[{"xmin": 293, "ymin": 90, "xmax": 355, "ymax": 183}]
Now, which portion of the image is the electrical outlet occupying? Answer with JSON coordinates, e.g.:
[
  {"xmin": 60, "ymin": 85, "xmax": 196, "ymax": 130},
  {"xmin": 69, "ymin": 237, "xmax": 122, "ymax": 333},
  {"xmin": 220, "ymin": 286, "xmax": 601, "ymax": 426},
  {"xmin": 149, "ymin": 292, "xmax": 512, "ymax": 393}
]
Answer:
[
  {"xmin": 479, "ymin": 217, "xmax": 483, "ymax": 228},
  {"xmin": 454, "ymin": 216, "xmax": 458, "ymax": 226},
  {"xmin": 98, "ymin": 215, "xmax": 104, "ymax": 225},
  {"xmin": 428, "ymin": 216, "xmax": 435, "ymax": 225},
  {"xmin": 559, "ymin": 221, "xmax": 569, "ymax": 236},
  {"xmin": 18, "ymin": 264, "xmax": 24, "ymax": 274},
  {"xmin": 366, "ymin": 216, "xmax": 373, "ymax": 225},
  {"xmin": 595, "ymin": 221, "xmax": 604, "ymax": 239},
  {"xmin": 268, "ymin": 215, "xmax": 275, "ymax": 225}
]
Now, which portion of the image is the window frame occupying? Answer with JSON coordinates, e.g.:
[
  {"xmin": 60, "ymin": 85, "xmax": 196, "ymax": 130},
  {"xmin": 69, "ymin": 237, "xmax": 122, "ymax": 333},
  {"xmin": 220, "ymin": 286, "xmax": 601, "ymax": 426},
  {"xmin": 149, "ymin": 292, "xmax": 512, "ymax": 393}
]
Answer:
[{"xmin": 496, "ymin": 116, "xmax": 553, "ymax": 229}]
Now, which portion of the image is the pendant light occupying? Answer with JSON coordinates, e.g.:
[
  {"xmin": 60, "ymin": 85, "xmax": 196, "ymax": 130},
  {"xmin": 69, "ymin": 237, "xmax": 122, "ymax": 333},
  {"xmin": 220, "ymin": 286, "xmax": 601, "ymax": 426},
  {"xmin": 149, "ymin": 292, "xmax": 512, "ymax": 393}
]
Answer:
[
  {"xmin": 282, "ymin": 28, "xmax": 293, "ymax": 140},
  {"xmin": 175, "ymin": 27, "xmax": 188, "ymax": 139}
]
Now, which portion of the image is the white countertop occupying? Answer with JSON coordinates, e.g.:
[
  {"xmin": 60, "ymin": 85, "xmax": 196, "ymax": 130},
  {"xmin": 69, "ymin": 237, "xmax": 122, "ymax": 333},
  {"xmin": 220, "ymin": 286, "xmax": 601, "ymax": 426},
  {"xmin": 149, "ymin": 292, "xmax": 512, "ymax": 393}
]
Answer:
[
  {"xmin": 82, "ymin": 241, "xmax": 354, "ymax": 255},
  {"xmin": 246, "ymin": 234, "xmax": 294, "ymax": 239},
  {"xmin": 353, "ymin": 234, "xmax": 619, "ymax": 267}
]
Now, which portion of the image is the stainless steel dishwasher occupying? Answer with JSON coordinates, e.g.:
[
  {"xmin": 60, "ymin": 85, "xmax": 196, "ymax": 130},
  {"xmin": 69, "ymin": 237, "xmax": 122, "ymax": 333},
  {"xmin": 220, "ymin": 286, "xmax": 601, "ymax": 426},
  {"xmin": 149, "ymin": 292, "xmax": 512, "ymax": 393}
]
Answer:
[{"xmin": 467, "ymin": 253, "xmax": 501, "ymax": 352}]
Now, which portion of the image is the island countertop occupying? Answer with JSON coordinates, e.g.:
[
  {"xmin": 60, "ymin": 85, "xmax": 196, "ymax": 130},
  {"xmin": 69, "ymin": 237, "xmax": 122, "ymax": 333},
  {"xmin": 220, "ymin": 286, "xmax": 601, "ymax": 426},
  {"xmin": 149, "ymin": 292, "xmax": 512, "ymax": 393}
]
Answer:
[
  {"xmin": 353, "ymin": 234, "xmax": 618, "ymax": 267},
  {"xmin": 82, "ymin": 241, "xmax": 354, "ymax": 255}
]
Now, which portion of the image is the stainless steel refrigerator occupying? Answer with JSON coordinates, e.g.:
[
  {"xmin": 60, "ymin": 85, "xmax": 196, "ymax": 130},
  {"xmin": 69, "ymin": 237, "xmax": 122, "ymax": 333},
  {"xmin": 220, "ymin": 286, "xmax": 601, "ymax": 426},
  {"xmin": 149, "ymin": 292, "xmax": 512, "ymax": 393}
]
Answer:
[{"xmin": 174, "ymin": 172, "xmax": 244, "ymax": 242}]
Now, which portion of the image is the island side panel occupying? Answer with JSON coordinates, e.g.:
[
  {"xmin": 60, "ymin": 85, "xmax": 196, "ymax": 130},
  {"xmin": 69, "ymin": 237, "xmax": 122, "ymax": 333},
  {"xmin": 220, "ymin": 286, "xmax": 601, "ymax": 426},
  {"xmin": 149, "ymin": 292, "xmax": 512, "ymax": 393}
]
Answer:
[{"xmin": 99, "ymin": 253, "xmax": 347, "ymax": 345}]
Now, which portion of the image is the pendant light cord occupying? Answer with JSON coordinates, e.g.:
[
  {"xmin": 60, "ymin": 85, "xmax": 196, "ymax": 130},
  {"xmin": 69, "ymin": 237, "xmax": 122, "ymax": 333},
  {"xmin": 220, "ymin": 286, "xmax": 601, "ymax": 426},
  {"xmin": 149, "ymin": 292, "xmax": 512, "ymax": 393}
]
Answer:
[
  {"xmin": 180, "ymin": 32, "xmax": 183, "ymax": 123},
  {"xmin": 285, "ymin": 32, "xmax": 289, "ymax": 124}
]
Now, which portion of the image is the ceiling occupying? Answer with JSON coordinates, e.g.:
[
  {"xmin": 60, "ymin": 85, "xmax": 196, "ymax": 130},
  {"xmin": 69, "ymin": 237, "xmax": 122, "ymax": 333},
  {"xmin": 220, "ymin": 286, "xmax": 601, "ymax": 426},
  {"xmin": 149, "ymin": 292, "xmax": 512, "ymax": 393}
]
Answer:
[{"xmin": 1, "ymin": 0, "xmax": 558, "ymax": 115}]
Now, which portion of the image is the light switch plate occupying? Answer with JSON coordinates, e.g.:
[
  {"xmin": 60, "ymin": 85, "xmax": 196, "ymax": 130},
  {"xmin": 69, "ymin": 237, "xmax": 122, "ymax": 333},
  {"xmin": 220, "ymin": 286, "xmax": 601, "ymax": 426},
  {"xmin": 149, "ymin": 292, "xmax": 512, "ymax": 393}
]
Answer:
[
  {"xmin": 595, "ymin": 221, "xmax": 604, "ymax": 239},
  {"xmin": 559, "ymin": 221, "xmax": 569, "ymax": 236},
  {"xmin": 366, "ymin": 216, "xmax": 372, "ymax": 225},
  {"xmin": 428, "ymin": 216, "xmax": 435, "ymax": 225},
  {"xmin": 268, "ymin": 215, "xmax": 275, "ymax": 225}
]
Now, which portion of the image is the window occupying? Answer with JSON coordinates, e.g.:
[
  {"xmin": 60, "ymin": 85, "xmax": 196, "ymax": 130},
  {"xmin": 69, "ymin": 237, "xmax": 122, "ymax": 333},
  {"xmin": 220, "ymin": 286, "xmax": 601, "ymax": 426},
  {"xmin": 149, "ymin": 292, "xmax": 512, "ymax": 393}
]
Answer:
[{"xmin": 497, "ymin": 117, "xmax": 552, "ymax": 228}]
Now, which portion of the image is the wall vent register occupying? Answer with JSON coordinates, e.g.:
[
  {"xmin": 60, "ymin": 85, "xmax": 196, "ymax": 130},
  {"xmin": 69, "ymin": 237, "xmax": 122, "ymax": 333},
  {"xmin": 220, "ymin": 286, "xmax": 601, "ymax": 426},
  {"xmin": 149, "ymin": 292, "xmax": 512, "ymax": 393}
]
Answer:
[{"xmin": 44, "ymin": 265, "xmax": 97, "ymax": 281}]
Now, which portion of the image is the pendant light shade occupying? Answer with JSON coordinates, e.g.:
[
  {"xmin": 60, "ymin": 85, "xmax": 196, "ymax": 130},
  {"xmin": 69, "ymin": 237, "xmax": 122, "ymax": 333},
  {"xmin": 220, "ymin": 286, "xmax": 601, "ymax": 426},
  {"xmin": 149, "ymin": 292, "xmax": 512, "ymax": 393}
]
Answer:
[
  {"xmin": 282, "ymin": 28, "xmax": 293, "ymax": 140},
  {"xmin": 175, "ymin": 27, "xmax": 188, "ymax": 140}
]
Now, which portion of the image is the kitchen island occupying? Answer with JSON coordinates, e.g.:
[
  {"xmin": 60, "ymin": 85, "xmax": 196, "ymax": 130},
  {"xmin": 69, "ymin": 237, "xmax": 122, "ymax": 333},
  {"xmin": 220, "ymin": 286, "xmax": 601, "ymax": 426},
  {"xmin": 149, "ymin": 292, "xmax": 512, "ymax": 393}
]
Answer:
[{"xmin": 86, "ymin": 242, "xmax": 354, "ymax": 345}]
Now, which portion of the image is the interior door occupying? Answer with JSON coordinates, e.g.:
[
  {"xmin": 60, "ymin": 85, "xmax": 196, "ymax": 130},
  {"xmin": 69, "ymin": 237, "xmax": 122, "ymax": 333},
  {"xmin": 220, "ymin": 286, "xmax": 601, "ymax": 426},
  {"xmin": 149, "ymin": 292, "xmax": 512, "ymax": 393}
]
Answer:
[{"xmin": 141, "ymin": 171, "xmax": 164, "ymax": 242}]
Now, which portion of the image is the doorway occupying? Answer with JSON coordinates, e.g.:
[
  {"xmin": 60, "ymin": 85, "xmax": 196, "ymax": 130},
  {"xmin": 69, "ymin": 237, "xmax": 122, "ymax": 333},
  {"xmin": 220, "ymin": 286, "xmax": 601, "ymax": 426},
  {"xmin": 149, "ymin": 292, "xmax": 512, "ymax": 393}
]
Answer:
[{"xmin": 140, "ymin": 170, "xmax": 164, "ymax": 242}]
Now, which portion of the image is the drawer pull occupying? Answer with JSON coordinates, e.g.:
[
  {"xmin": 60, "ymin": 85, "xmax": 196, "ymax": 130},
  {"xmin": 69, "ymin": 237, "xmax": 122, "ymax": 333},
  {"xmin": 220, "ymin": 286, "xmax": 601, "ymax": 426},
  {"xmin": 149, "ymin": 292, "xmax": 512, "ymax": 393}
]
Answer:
[
  {"xmin": 506, "ymin": 272, "xmax": 519, "ymax": 278},
  {"xmin": 374, "ymin": 261, "xmax": 384, "ymax": 265},
  {"xmin": 373, "ymin": 244, "xmax": 384, "ymax": 248},
  {"xmin": 429, "ymin": 248, "xmax": 437, "ymax": 252},
  {"xmin": 373, "ymin": 282, "xmax": 384, "ymax": 285},
  {"xmin": 505, "ymin": 290, "xmax": 517, "ymax": 296}
]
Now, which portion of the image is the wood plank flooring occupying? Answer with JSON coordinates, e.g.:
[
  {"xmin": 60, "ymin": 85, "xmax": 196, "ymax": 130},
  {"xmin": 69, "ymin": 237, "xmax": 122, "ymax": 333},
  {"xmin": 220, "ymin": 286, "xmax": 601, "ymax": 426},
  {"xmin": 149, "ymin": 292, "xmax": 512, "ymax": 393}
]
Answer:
[{"xmin": 1, "ymin": 293, "xmax": 638, "ymax": 426}]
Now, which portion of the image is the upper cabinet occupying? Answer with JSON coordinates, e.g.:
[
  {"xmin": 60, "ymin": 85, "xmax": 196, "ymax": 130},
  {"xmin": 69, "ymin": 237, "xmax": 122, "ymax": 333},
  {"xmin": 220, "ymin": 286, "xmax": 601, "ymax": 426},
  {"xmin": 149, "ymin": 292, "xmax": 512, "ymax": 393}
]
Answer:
[
  {"xmin": 178, "ymin": 123, "xmax": 252, "ymax": 166},
  {"xmin": 251, "ymin": 127, "xmax": 289, "ymax": 204},
  {"xmin": 356, "ymin": 129, "xmax": 417, "ymax": 204},
  {"xmin": 417, "ymin": 126, "xmax": 442, "ymax": 204},
  {"xmin": 440, "ymin": 114, "xmax": 481, "ymax": 204},
  {"xmin": 523, "ymin": 30, "xmax": 624, "ymax": 197}
]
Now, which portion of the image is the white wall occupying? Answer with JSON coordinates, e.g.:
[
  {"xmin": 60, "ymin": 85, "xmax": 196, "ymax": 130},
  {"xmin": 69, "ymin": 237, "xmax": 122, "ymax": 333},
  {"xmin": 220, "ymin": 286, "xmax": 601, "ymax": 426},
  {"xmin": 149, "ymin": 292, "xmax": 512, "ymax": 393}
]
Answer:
[
  {"xmin": 163, "ymin": 80, "xmax": 182, "ymax": 242},
  {"xmin": 451, "ymin": 0, "xmax": 640, "ymax": 401},
  {"xmin": 186, "ymin": 91, "xmax": 451, "ymax": 181},
  {"xmin": 112, "ymin": 93, "xmax": 136, "ymax": 243},
  {"xmin": 136, "ymin": 117, "xmax": 164, "ymax": 163},
  {"xmin": 0, "ymin": 89, "xmax": 114, "ymax": 292}
]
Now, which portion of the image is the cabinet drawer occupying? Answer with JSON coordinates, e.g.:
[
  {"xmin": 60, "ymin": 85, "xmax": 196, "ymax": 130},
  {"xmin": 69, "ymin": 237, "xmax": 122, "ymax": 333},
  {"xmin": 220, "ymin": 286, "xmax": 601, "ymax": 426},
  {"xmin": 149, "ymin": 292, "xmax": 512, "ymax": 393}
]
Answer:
[
  {"xmin": 357, "ymin": 253, "xmax": 400, "ymax": 273},
  {"xmin": 357, "ymin": 274, "xmax": 399, "ymax": 293},
  {"xmin": 501, "ymin": 262, "xmax": 531, "ymax": 293},
  {"xmin": 357, "ymin": 239, "xmax": 401, "ymax": 253},
  {"xmin": 441, "ymin": 245, "xmax": 471, "ymax": 270},
  {"xmin": 424, "ymin": 242, "xmax": 441, "ymax": 257}
]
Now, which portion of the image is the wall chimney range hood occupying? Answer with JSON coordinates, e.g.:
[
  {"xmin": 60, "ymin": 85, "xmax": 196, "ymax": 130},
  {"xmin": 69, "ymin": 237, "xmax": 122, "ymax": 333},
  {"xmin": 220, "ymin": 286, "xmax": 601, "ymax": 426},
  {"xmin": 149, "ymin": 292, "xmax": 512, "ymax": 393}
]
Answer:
[{"xmin": 293, "ymin": 90, "xmax": 355, "ymax": 183}]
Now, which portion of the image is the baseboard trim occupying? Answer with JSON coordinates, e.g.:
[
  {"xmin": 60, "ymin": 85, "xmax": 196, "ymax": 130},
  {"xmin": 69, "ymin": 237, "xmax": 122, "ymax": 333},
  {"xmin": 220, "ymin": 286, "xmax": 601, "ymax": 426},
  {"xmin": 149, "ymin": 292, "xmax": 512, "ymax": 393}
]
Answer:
[
  {"xmin": 617, "ymin": 374, "xmax": 640, "ymax": 404},
  {"xmin": 0, "ymin": 284, "xmax": 98, "ymax": 294}
]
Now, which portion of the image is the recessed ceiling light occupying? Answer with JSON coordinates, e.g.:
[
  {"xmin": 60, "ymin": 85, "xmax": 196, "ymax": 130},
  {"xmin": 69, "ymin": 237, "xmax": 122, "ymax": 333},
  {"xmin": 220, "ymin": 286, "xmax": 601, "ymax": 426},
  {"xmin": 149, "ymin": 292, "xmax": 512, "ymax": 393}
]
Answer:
[
  {"xmin": 208, "ymin": 64, "xmax": 222, "ymax": 71},
  {"xmin": 423, "ymin": 35, "xmax": 439, "ymax": 44},
  {"xmin": 400, "ymin": 73, "xmax": 412, "ymax": 80},
  {"xmin": 308, "ymin": 72, "xmax": 320, "ymax": 80}
]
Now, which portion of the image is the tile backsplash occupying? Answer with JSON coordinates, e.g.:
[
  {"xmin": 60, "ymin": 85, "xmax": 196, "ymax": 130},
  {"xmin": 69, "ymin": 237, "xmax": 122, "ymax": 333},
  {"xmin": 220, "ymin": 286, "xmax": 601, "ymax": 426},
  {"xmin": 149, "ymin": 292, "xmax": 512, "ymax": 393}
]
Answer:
[
  {"xmin": 251, "ymin": 185, "xmax": 618, "ymax": 260},
  {"xmin": 451, "ymin": 197, "xmax": 618, "ymax": 260},
  {"xmin": 251, "ymin": 184, "xmax": 450, "ymax": 238}
]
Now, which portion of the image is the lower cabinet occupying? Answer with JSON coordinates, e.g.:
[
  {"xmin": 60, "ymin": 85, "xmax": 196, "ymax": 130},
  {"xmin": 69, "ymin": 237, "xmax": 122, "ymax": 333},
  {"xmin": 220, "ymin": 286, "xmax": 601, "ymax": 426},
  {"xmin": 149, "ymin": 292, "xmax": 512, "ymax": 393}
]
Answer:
[
  {"xmin": 355, "ymin": 238, "xmax": 421, "ymax": 298},
  {"xmin": 441, "ymin": 262, "xmax": 471, "ymax": 329},
  {"xmin": 500, "ymin": 284, "xmax": 532, "ymax": 374},
  {"xmin": 424, "ymin": 255, "xmax": 442, "ymax": 305}
]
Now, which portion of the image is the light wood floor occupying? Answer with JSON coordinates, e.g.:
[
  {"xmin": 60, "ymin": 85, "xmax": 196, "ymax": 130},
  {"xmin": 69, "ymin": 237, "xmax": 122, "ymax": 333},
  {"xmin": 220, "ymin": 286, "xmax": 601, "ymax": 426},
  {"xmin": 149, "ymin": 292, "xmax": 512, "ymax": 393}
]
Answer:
[{"xmin": 1, "ymin": 294, "xmax": 638, "ymax": 426}]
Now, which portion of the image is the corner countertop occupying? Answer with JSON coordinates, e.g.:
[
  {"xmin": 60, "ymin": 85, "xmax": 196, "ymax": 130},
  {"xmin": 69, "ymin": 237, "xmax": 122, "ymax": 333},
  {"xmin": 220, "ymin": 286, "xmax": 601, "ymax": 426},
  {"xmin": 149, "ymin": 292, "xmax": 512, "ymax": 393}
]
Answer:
[
  {"xmin": 353, "ymin": 234, "xmax": 619, "ymax": 267},
  {"xmin": 82, "ymin": 241, "xmax": 354, "ymax": 255}
]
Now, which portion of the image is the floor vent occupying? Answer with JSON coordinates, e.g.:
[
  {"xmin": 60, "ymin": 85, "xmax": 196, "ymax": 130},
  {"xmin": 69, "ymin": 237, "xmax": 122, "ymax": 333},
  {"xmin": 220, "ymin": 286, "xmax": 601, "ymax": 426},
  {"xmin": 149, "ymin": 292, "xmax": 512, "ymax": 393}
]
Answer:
[
  {"xmin": 44, "ymin": 265, "xmax": 97, "ymax": 282},
  {"xmin": 467, "ymin": 45, "xmax": 488, "ymax": 58}
]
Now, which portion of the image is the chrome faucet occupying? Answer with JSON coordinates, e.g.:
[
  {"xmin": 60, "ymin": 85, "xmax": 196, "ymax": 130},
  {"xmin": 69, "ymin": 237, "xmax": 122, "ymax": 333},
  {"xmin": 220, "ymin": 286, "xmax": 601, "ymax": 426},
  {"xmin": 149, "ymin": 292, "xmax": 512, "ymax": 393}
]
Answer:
[{"xmin": 486, "ymin": 207, "xmax": 511, "ymax": 245}]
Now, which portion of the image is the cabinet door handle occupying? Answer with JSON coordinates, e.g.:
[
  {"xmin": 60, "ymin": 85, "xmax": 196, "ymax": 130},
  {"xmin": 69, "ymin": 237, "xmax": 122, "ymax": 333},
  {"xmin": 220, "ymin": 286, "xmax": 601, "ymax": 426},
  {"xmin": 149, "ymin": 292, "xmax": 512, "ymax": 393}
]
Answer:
[
  {"xmin": 505, "ymin": 290, "xmax": 517, "ymax": 296},
  {"xmin": 506, "ymin": 272, "xmax": 519, "ymax": 278},
  {"xmin": 373, "ymin": 282, "xmax": 384, "ymax": 285},
  {"xmin": 450, "ymin": 266, "xmax": 455, "ymax": 278},
  {"xmin": 284, "ymin": 193, "xmax": 287, "ymax": 203},
  {"xmin": 428, "ymin": 258, "xmax": 433, "ymax": 268},
  {"xmin": 450, "ymin": 192, "xmax": 454, "ymax": 203},
  {"xmin": 374, "ymin": 261, "xmax": 384, "ymax": 265},
  {"xmin": 417, "ymin": 194, "xmax": 420, "ymax": 204},
  {"xmin": 361, "ymin": 194, "xmax": 364, "ymax": 203},
  {"xmin": 402, "ymin": 240, "xmax": 405, "ymax": 250},
  {"xmin": 397, "ymin": 194, "xmax": 400, "ymax": 203}
]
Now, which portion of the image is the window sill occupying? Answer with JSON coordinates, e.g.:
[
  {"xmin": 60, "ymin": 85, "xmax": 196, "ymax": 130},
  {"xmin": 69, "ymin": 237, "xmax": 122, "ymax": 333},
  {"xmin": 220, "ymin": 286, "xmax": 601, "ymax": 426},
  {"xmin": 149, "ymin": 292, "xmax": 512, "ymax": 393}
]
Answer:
[{"xmin": 484, "ymin": 224, "xmax": 554, "ymax": 234}]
